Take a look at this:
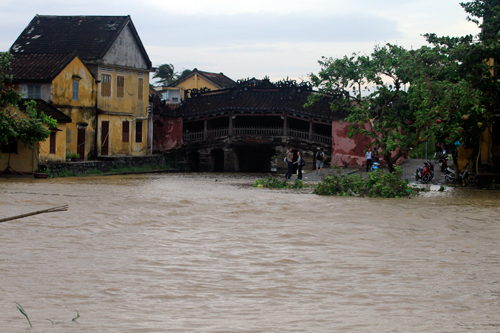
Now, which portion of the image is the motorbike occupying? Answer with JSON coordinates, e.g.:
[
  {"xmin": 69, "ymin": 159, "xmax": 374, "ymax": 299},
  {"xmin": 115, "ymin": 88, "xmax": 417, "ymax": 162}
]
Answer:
[
  {"xmin": 438, "ymin": 154, "xmax": 448, "ymax": 172},
  {"xmin": 415, "ymin": 161, "xmax": 434, "ymax": 183},
  {"xmin": 445, "ymin": 163, "xmax": 473, "ymax": 187}
]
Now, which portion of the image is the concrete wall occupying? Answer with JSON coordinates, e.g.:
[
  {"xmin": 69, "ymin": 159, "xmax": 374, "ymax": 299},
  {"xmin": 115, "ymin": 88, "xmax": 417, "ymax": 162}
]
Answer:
[
  {"xmin": 17, "ymin": 83, "xmax": 52, "ymax": 101},
  {"xmin": 41, "ymin": 155, "xmax": 166, "ymax": 176},
  {"xmin": 153, "ymin": 116, "xmax": 183, "ymax": 151},
  {"xmin": 102, "ymin": 24, "xmax": 149, "ymax": 70},
  {"xmin": 331, "ymin": 120, "xmax": 372, "ymax": 166}
]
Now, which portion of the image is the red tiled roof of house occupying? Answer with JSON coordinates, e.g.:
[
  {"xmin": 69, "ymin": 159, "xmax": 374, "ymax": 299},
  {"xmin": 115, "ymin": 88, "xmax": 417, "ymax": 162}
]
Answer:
[
  {"xmin": 9, "ymin": 53, "xmax": 78, "ymax": 83},
  {"xmin": 19, "ymin": 99, "xmax": 72, "ymax": 123}
]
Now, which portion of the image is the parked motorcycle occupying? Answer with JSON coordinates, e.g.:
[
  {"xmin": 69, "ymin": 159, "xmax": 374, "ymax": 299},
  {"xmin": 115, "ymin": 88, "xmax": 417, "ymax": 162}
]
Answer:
[
  {"xmin": 445, "ymin": 163, "xmax": 473, "ymax": 187},
  {"xmin": 438, "ymin": 154, "xmax": 448, "ymax": 172},
  {"xmin": 415, "ymin": 161, "xmax": 434, "ymax": 183}
]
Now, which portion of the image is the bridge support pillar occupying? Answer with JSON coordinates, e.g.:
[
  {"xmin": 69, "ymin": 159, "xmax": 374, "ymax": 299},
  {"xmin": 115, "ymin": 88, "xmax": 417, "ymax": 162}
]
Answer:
[{"xmin": 224, "ymin": 148, "xmax": 238, "ymax": 172}]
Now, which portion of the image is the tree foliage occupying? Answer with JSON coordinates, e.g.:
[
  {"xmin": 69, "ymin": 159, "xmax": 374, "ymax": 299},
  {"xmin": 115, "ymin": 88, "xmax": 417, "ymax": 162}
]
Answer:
[
  {"xmin": 309, "ymin": 0, "xmax": 500, "ymax": 172},
  {"xmin": 153, "ymin": 64, "xmax": 178, "ymax": 86},
  {"xmin": 0, "ymin": 52, "xmax": 56, "ymax": 156}
]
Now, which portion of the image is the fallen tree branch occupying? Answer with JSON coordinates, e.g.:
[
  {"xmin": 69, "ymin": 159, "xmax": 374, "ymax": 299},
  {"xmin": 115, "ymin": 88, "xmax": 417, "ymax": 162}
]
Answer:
[{"xmin": 0, "ymin": 205, "xmax": 69, "ymax": 223}]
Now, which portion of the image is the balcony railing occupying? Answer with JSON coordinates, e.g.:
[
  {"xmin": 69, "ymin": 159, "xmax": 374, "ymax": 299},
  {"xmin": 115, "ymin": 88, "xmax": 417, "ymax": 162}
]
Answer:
[{"xmin": 184, "ymin": 127, "xmax": 331, "ymax": 144}]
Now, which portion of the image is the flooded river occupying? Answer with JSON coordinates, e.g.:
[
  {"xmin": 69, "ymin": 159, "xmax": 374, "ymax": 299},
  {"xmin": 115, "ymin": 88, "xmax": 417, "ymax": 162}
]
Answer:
[{"xmin": 1, "ymin": 173, "xmax": 500, "ymax": 332}]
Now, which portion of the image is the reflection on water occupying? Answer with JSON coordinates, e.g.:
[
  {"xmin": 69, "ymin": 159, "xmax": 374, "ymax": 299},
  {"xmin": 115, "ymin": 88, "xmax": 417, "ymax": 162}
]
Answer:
[{"xmin": 1, "ymin": 174, "xmax": 500, "ymax": 332}]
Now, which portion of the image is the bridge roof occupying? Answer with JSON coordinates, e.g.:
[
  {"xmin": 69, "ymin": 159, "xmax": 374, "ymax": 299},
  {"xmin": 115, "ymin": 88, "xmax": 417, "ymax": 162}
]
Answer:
[{"xmin": 175, "ymin": 86, "xmax": 343, "ymax": 120}]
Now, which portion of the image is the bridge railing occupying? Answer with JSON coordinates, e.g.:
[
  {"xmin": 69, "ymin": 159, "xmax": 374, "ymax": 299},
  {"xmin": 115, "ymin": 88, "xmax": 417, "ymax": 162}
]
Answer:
[
  {"xmin": 208, "ymin": 128, "xmax": 229, "ymax": 137},
  {"xmin": 184, "ymin": 127, "xmax": 331, "ymax": 144},
  {"xmin": 234, "ymin": 127, "xmax": 283, "ymax": 136},
  {"xmin": 313, "ymin": 133, "xmax": 332, "ymax": 144}
]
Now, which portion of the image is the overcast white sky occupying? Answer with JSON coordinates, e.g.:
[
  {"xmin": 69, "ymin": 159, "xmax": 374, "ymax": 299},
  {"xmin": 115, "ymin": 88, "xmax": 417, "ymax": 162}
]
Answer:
[{"xmin": 0, "ymin": 0, "xmax": 479, "ymax": 84}]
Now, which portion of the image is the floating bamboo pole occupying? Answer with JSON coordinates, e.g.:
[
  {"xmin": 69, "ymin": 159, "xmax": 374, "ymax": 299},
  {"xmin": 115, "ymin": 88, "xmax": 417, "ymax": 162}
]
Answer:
[{"xmin": 0, "ymin": 205, "xmax": 68, "ymax": 223}]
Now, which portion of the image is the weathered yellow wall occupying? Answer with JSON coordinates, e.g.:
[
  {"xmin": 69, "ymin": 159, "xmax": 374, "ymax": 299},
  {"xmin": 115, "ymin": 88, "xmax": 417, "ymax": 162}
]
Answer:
[
  {"xmin": 98, "ymin": 115, "xmax": 148, "ymax": 156},
  {"xmin": 39, "ymin": 123, "xmax": 67, "ymax": 163},
  {"xmin": 52, "ymin": 57, "xmax": 96, "ymax": 107},
  {"xmin": 0, "ymin": 142, "xmax": 35, "ymax": 174},
  {"xmin": 175, "ymin": 73, "xmax": 219, "ymax": 91},
  {"xmin": 52, "ymin": 57, "xmax": 97, "ymax": 160},
  {"xmin": 96, "ymin": 69, "xmax": 150, "ymax": 156}
]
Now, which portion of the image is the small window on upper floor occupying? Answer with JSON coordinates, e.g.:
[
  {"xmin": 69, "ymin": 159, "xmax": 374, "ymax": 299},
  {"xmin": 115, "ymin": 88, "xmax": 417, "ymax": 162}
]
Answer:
[
  {"xmin": 27, "ymin": 85, "xmax": 41, "ymax": 99},
  {"xmin": 72, "ymin": 80, "xmax": 79, "ymax": 101},
  {"xmin": 138, "ymin": 78, "xmax": 144, "ymax": 100},
  {"xmin": 117, "ymin": 76, "xmax": 125, "ymax": 98},
  {"xmin": 101, "ymin": 74, "xmax": 112, "ymax": 97}
]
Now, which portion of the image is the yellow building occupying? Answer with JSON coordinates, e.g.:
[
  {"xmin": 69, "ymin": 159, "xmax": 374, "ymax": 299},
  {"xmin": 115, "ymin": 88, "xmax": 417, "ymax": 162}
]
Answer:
[
  {"xmin": 168, "ymin": 68, "xmax": 236, "ymax": 98},
  {"xmin": 0, "ymin": 100, "xmax": 71, "ymax": 174},
  {"xmin": 10, "ymin": 53, "xmax": 95, "ymax": 161},
  {"xmin": 10, "ymin": 15, "xmax": 153, "ymax": 158}
]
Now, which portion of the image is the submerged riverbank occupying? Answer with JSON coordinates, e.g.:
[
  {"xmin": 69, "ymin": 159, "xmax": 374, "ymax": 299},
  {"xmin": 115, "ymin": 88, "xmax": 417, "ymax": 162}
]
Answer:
[{"xmin": 1, "ymin": 173, "xmax": 499, "ymax": 331}]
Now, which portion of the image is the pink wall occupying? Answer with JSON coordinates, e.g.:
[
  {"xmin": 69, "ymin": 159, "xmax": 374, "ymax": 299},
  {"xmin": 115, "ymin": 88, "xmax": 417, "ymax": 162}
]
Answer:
[
  {"xmin": 153, "ymin": 116, "xmax": 183, "ymax": 151},
  {"xmin": 331, "ymin": 121, "xmax": 372, "ymax": 166}
]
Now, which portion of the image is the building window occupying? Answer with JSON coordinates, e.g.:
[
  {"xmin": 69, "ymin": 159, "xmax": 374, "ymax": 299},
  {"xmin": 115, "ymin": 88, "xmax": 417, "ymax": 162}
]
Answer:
[
  {"xmin": 50, "ymin": 132, "xmax": 56, "ymax": 154},
  {"xmin": 101, "ymin": 74, "xmax": 111, "ymax": 97},
  {"xmin": 122, "ymin": 121, "xmax": 129, "ymax": 142},
  {"xmin": 138, "ymin": 78, "xmax": 143, "ymax": 100},
  {"xmin": 117, "ymin": 76, "xmax": 125, "ymax": 98},
  {"xmin": 27, "ymin": 85, "xmax": 41, "ymax": 99},
  {"xmin": 72, "ymin": 80, "xmax": 79, "ymax": 100},
  {"xmin": 1, "ymin": 141, "xmax": 18, "ymax": 154},
  {"xmin": 135, "ymin": 121, "xmax": 143, "ymax": 143}
]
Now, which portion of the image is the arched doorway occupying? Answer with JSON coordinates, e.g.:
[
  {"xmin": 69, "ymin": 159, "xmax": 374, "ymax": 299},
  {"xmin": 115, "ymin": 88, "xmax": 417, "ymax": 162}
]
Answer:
[{"xmin": 211, "ymin": 148, "xmax": 225, "ymax": 172}]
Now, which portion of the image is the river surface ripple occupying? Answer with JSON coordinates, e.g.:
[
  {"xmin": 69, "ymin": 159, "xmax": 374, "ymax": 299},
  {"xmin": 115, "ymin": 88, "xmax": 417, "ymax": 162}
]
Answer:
[{"xmin": 1, "ymin": 173, "xmax": 500, "ymax": 332}]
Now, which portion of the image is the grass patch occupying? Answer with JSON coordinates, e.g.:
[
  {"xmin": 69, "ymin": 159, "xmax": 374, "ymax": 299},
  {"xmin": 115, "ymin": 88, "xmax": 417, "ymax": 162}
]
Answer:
[{"xmin": 314, "ymin": 166, "xmax": 419, "ymax": 198}]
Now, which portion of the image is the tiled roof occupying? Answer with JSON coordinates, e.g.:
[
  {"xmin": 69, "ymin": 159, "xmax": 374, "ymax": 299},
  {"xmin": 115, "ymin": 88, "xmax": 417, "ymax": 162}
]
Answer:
[
  {"xmin": 175, "ymin": 87, "xmax": 340, "ymax": 120},
  {"xmin": 170, "ymin": 68, "xmax": 236, "ymax": 89},
  {"xmin": 19, "ymin": 99, "xmax": 72, "ymax": 123},
  {"xmin": 10, "ymin": 15, "xmax": 151, "ymax": 68},
  {"xmin": 9, "ymin": 53, "xmax": 77, "ymax": 83}
]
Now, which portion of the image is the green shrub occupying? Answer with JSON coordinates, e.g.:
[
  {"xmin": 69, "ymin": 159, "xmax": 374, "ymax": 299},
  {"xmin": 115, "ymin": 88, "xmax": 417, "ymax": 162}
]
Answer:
[
  {"xmin": 254, "ymin": 176, "xmax": 292, "ymax": 189},
  {"xmin": 314, "ymin": 166, "xmax": 419, "ymax": 198}
]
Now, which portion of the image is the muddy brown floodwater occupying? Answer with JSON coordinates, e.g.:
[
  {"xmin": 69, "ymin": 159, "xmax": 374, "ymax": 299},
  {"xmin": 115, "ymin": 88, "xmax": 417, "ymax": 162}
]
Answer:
[{"xmin": 1, "ymin": 173, "xmax": 500, "ymax": 332}]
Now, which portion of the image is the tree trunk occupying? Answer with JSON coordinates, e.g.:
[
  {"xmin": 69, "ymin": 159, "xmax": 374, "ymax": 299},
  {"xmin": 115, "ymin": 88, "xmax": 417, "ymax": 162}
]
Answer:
[{"xmin": 384, "ymin": 152, "xmax": 395, "ymax": 172}]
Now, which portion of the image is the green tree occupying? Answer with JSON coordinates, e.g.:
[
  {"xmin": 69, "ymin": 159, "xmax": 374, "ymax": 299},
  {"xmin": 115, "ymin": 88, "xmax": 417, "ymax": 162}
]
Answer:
[
  {"xmin": 309, "ymin": 0, "xmax": 500, "ymax": 172},
  {"xmin": 152, "ymin": 64, "xmax": 178, "ymax": 86},
  {"xmin": 0, "ymin": 52, "xmax": 56, "ymax": 158}
]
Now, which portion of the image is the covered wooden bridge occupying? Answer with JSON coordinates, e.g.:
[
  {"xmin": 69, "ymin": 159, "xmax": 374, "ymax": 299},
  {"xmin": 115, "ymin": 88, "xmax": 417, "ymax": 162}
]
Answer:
[{"xmin": 154, "ymin": 78, "xmax": 342, "ymax": 172}]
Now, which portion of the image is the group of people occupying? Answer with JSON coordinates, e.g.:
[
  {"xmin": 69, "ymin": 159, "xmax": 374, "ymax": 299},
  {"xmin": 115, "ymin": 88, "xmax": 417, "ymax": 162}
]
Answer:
[
  {"xmin": 365, "ymin": 148, "xmax": 380, "ymax": 172},
  {"xmin": 284, "ymin": 147, "xmax": 325, "ymax": 180}
]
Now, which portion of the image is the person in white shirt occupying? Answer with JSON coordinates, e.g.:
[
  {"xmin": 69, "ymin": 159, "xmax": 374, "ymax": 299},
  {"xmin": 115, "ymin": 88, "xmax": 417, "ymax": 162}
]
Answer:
[{"xmin": 365, "ymin": 149, "xmax": 373, "ymax": 172}]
